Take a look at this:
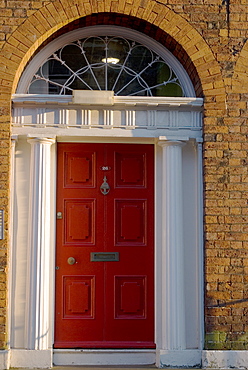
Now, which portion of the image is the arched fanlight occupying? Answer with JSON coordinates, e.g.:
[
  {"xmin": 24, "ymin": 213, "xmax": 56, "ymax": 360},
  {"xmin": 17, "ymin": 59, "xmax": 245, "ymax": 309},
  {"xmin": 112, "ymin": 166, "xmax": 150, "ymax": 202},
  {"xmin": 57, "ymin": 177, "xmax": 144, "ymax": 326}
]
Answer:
[{"xmin": 28, "ymin": 36, "xmax": 184, "ymax": 97}]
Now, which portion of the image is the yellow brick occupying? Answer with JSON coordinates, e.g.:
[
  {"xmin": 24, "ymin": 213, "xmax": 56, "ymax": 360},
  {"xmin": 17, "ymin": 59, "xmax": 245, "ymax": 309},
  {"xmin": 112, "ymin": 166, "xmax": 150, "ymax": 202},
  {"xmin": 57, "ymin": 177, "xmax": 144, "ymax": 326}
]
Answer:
[
  {"xmin": 59, "ymin": 0, "xmax": 71, "ymax": 9},
  {"xmin": 32, "ymin": 11, "xmax": 51, "ymax": 32},
  {"xmin": 220, "ymin": 29, "xmax": 228, "ymax": 37},
  {"xmin": 124, "ymin": 2, "xmax": 132, "ymax": 14},
  {"xmin": 47, "ymin": 2, "xmax": 66, "ymax": 21},
  {"xmin": 136, "ymin": 6, "xmax": 145, "ymax": 18},
  {"xmin": 83, "ymin": 2, "xmax": 92, "ymax": 15},
  {"xmin": 111, "ymin": 1, "xmax": 119, "ymax": 12},
  {"xmin": 142, "ymin": 1, "xmax": 155, "ymax": 20},
  {"xmin": 102, "ymin": 0, "xmax": 110, "ymax": 11},
  {"xmin": 70, "ymin": 4, "xmax": 80, "ymax": 17},
  {"xmin": 117, "ymin": 0, "xmax": 125, "ymax": 12}
]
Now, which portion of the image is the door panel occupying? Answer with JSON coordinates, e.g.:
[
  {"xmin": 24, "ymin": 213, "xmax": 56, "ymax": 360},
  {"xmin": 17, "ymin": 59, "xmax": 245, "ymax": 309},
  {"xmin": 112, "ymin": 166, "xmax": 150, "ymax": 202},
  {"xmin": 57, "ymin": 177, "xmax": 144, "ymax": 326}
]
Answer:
[
  {"xmin": 65, "ymin": 199, "xmax": 95, "ymax": 244},
  {"xmin": 55, "ymin": 143, "xmax": 154, "ymax": 348},
  {"xmin": 115, "ymin": 200, "xmax": 147, "ymax": 245},
  {"xmin": 115, "ymin": 276, "xmax": 146, "ymax": 318},
  {"xmin": 64, "ymin": 151, "xmax": 96, "ymax": 188},
  {"xmin": 115, "ymin": 152, "xmax": 146, "ymax": 187},
  {"xmin": 63, "ymin": 275, "xmax": 95, "ymax": 319}
]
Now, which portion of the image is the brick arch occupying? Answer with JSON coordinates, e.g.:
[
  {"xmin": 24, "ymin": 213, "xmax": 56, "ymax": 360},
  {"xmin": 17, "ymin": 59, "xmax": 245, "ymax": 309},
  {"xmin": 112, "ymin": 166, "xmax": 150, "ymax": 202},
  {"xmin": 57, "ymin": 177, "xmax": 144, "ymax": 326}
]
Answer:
[
  {"xmin": 232, "ymin": 40, "xmax": 248, "ymax": 93},
  {"xmin": 0, "ymin": 0, "xmax": 224, "ymax": 99}
]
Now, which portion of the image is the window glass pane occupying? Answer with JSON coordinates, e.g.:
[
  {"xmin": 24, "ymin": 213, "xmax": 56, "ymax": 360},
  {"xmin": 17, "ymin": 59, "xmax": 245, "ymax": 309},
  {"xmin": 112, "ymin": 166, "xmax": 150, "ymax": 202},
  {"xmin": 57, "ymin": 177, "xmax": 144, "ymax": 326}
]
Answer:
[
  {"xmin": 60, "ymin": 44, "xmax": 87, "ymax": 72},
  {"xmin": 107, "ymin": 37, "xmax": 130, "ymax": 65},
  {"xmin": 83, "ymin": 37, "xmax": 105, "ymax": 65},
  {"xmin": 153, "ymin": 83, "xmax": 183, "ymax": 97},
  {"xmin": 29, "ymin": 79, "xmax": 48, "ymax": 94},
  {"xmin": 126, "ymin": 45, "xmax": 153, "ymax": 74}
]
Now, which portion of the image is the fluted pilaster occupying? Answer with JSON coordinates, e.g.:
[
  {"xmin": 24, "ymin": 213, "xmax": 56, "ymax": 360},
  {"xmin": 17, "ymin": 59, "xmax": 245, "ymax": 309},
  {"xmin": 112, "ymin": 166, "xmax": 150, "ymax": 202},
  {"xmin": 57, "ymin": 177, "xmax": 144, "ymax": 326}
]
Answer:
[
  {"xmin": 159, "ymin": 139, "xmax": 186, "ymax": 350},
  {"xmin": 26, "ymin": 136, "xmax": 55, "ymax": 350}
]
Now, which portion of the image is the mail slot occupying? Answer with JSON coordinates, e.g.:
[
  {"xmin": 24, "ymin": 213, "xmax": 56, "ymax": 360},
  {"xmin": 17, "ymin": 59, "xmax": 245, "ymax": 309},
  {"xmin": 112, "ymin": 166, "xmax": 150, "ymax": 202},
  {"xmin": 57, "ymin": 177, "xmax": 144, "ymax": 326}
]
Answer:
[{"xmin": 90, "ymin": 252, "xmax": 119, "ymax": 262}]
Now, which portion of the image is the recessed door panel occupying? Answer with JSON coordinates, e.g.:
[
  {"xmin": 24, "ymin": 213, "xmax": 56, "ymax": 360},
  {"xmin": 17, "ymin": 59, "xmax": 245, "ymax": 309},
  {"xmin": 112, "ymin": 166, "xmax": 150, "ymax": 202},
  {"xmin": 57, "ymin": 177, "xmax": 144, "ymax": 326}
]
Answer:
[
  {"xmin": 115, "ymin": 276, "xmax": 146, "ymax": 319},
  {"xmin": 115, "ymin": 152, "xmax": 146, "ymax": 187},
  {"xmin": 55, "ymin": 143, "xmax": 154, "ymax": 348},
  {"xmin": 64, "ymin": 151, "xmax": 96, "ymax": 188},
  {"xmin": 64, "ymin": 200, "xmax": 95, "ymax": 245},
  {"xmin": 115, "ymin": 200, "xmax": 147, "ymax": 246},
  {"xmin": 63, "ymin": 276, "xmax": 95, "ymax": 319}
]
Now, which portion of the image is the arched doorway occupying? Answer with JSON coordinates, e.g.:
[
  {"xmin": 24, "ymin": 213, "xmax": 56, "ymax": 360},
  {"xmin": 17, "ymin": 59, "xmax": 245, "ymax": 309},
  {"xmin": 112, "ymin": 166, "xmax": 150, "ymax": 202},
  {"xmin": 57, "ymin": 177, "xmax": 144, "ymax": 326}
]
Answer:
[{"xmin": 10, "ymin": 25, "xmax": 203, "ymax": 368}]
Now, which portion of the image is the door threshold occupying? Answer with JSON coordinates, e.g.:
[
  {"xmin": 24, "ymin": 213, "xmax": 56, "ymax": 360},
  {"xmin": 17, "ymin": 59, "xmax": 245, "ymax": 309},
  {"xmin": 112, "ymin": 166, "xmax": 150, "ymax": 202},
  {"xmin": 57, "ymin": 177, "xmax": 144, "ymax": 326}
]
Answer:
[
  {"xmin": 53, "ymin": 349, "xmax": 156, "ymax": 366},
  {"xmin": 53, "ymin": 367, "xmax": 157, "ymax": 369}
]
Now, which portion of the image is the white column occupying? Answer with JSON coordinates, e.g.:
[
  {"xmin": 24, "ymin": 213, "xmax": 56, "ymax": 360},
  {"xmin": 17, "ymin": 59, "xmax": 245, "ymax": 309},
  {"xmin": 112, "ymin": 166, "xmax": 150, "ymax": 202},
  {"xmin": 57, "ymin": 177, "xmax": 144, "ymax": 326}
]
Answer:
[
  {"xmin": 26, "ymin": 136, "xmax": 55, "ymax": 350},
  {"xmin": 159, "ymin": 139, "xmax": 186, "ymax": 350},
  {"xmin": 9, "ymin": 136, "xmax": 18, "ymax": 350}
]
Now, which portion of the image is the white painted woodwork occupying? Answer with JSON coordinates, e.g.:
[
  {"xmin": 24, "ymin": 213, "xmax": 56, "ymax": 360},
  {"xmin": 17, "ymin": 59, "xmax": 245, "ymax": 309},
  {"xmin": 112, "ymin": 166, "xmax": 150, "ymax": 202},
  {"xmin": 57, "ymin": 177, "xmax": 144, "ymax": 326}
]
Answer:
[
  {"xmin": 25, "ymin": 136, "xmax": 55, "ymax": 351},
  {"xmin": 158, "ymin": 139, "xmax": 186, "ymax": 350},
  {"xmin": 9, "ymin": 136, "xmax": 18, "ymax": 352},
  {"xmin": 12, "ymin": 94, "xmax": 202, "ymax": 137},
  {"xmin": 10, "ymin": 138, "xmax": 30, "ymax": 348}
]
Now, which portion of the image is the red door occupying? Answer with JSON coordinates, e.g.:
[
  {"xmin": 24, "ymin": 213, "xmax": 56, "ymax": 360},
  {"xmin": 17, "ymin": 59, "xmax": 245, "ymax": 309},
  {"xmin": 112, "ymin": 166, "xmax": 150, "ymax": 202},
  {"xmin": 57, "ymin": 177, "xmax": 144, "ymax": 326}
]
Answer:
[{"xmin": 54, "ymin": 143, "xmax": 154, "ymax": 348}]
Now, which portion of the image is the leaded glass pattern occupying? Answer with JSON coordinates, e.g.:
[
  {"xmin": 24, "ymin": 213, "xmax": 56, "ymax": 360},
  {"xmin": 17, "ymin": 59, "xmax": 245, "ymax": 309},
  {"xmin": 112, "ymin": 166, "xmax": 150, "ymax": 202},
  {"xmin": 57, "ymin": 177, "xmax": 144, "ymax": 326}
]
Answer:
[{"xmin": 29, "ymin": 36, "xmax": 184, "ymax": 97}]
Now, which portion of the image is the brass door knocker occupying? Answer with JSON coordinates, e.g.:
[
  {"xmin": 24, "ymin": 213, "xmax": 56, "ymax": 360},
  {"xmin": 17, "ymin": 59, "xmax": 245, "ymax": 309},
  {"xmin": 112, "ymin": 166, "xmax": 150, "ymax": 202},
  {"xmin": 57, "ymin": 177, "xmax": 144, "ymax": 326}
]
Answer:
[{"xmin": 100, "ymin": 176, "xmax": 110, "ymax": 195}]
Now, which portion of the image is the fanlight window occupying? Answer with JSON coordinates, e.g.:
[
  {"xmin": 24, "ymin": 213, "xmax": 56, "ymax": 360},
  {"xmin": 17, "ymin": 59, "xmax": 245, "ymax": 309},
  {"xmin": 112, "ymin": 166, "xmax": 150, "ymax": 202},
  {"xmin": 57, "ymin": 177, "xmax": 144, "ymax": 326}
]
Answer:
[{"xmin": 29, "ymin": 36, "xmax": 184, "ymax": 97}]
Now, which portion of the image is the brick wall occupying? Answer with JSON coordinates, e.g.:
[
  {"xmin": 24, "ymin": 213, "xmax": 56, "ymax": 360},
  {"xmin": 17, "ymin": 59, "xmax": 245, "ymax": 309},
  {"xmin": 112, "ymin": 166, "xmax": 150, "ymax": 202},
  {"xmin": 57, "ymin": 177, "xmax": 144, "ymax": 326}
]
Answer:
[{"xmin": 0, "ymin": 0, "xmax": 247, "ymax": 350}]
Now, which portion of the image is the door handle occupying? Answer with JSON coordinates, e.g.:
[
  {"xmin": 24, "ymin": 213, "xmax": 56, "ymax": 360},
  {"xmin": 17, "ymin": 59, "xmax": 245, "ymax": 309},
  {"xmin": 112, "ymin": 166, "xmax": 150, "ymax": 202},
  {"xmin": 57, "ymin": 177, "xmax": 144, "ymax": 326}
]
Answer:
[{"xmin": 67, "ymin": 257, "xmax": 76, "ymax": 265}]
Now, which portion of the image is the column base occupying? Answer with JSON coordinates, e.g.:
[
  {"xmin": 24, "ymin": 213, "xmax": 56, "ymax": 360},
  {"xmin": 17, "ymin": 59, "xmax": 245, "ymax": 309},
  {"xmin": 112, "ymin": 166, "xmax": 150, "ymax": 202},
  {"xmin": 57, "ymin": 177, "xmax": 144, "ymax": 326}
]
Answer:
[
  {"xmin": 10, "ymin": 349, "xmax": 52, "ymax": 368},
  {"xmin": 156, "ymin": 349, "xmax": 202, "ymax": 368}
]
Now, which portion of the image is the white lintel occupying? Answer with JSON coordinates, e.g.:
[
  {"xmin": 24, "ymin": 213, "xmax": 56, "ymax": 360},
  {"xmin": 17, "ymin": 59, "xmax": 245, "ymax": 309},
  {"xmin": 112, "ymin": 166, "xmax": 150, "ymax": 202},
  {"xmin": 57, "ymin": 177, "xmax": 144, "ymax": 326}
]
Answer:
[{"xmin": 12, "ymin": 93, "xmax": 203, "ymax": 109}]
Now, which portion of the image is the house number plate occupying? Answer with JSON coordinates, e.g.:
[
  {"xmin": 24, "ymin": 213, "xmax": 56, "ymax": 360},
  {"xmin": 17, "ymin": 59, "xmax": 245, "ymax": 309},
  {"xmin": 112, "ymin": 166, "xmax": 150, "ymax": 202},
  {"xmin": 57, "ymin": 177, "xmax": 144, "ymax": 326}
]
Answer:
[{"xmin": 100, "ymin": 166, "xmax": 111, "ymax": 171}]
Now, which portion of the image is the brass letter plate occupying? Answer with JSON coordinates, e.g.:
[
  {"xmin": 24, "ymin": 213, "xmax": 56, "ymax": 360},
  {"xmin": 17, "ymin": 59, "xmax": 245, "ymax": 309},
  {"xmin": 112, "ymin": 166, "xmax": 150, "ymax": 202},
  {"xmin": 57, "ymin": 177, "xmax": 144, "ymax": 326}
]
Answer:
[{"xmin": 90, "ymin": 252, "xmax": 119, "ymax": 262}]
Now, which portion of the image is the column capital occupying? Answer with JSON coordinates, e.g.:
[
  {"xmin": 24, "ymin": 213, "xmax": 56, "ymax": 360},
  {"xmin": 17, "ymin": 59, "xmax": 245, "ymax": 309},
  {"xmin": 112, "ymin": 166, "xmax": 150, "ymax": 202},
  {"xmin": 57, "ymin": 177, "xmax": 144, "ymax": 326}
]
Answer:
[
  {"xmin": 158, "ymin": 136, "xmax": 188, "ymax": 148},
  {"xmin": 158, "ymin": 140, "xmax": 185, "ymax": 148},
  {"xmin": 27, "ymin": 135, "xmax": 56, "ymax": 145}
]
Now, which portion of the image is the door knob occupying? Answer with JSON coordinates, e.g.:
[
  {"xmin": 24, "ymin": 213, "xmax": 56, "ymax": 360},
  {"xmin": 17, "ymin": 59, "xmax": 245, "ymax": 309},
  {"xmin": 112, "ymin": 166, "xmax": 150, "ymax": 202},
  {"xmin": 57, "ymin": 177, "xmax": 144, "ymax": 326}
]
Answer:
[{"xmin": 67, "ymin": 257, "xmax": 76, "ymax": 265}]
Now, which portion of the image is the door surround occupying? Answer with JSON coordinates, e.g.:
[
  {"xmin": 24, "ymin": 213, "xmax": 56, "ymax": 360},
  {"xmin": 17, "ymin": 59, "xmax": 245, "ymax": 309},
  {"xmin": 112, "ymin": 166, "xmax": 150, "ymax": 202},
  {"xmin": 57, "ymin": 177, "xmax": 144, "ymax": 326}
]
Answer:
[{"xmin": 10, "ymin": 91, "xmax": 203, "ymax": 368}]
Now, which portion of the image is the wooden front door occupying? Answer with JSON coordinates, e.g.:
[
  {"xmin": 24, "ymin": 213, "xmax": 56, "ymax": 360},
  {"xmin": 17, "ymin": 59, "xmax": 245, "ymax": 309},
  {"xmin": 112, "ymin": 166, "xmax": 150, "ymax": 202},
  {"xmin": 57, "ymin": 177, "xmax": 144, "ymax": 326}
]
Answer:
[{"xmin": 54, "ymin": 143, "xmax": 155, "ymax": 348}]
